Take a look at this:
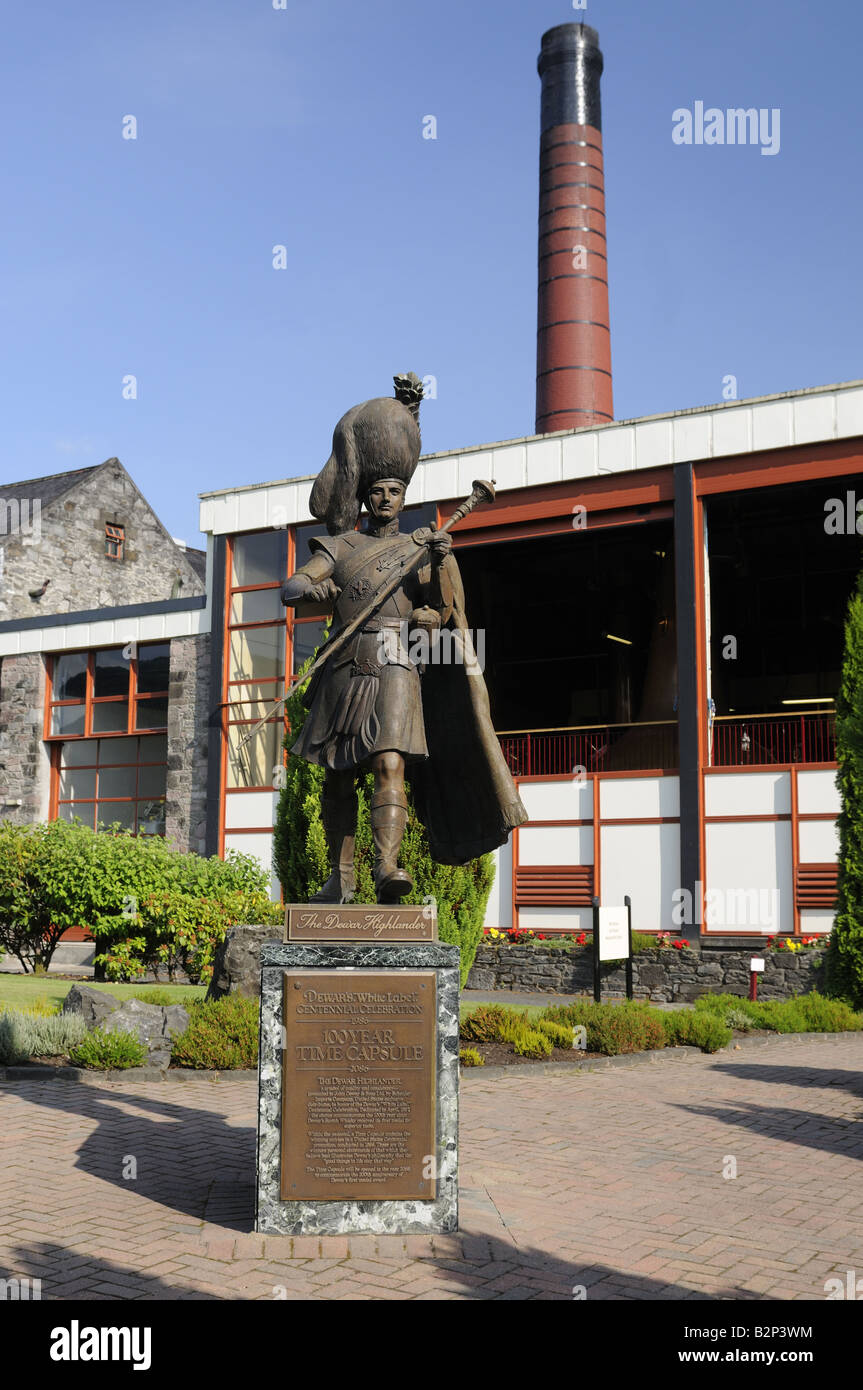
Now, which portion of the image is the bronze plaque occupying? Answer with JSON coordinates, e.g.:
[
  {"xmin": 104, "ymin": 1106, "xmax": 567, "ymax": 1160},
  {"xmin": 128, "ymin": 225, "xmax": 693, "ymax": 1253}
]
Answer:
[
  {"xmin": 280, "ymin": 970, "xmax": 436, "ymax": 1202},
  {"xmin": 283, "ymin": 904, "xmax": 437, "ymax": 943}
]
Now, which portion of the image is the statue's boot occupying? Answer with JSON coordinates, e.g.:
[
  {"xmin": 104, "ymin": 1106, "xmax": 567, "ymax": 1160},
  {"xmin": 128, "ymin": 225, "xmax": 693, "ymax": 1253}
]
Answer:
[
  {"xmin": 310, "ymin": 783, "xmax": 357, "ymax": 904},
  {"xmin": 371, "ymin": 791, "xmax": 413, "ymax": 903}
]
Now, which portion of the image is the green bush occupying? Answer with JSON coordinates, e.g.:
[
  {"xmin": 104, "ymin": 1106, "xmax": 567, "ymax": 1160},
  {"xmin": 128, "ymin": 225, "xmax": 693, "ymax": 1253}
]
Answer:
[
  {"xmin": 695, "ymin": 990, "xmax": 863, "ymax": 1034},
  {"xmin": 535, "ymin": 1019, "xmax": 576, "ymax": 1049},
  {"xmin": 0, "ymin": 818, "xmax": 274, "ymax": 980},
  {"xmin": 661, "ymin": 1010, "xmax": 731, "ymax": 1053},
  {"xmin": 460, "ymin": 1004, "xmax": 512, "ymax": 1044},
  {"xmin": 459, "ymin": 1047, "xmax": 484, "ymax": 1067},
  {"xmin": 541, "ymin": 1000, "xmax": 666, "ymax": 1055},
  {"xmin": 70, "ymin": 1028, "xmax": 147, "ymax": 1070},
  {"xmin": 513, "ymin": 1028, "xmax": 553, "ymax": 1059},
  {"xmin": 170, "ymin": 994, "xmax": 259, "ymax": 1070},
  {"xmin": 273, "ymin": 654, "xmax": 494, "ymax": 987},
  {"xmin": 0, "ymin": 1010, "xmax": 88, "ymax": 1064},
  {"xmin": 828, "ymin": 564, "xmax": 863, "ymax": 1006}
]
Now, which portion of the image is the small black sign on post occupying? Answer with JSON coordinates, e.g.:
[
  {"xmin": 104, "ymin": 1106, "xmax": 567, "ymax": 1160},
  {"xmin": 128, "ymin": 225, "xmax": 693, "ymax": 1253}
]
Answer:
[{"xmin": 592, "ymin": 895, "xmax": 634, "ymax": 1002}]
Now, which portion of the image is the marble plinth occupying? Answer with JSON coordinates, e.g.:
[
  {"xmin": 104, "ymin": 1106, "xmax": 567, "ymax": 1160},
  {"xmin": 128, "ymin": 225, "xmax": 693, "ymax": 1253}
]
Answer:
[{"xmin": 256, "ymin": 941, "xmax": 459, "ymax": 1236}]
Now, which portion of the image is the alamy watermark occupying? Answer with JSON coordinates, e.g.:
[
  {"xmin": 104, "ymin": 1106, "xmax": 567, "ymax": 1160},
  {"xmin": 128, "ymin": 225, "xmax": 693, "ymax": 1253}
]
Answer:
[
  {"xmin": 375, "ymin": 621, "xmax": 486, "ymax": 673},
  {"xmin": 672, "ymin": 881, "xmax": 780, "ymax": 930},
  {"xmin": 0, "ymin": 496, "xmax": 41, "ymax": 542},
  {"xmin": 672, "ymin": 102, "xmax": 780, "ymax": 156}
]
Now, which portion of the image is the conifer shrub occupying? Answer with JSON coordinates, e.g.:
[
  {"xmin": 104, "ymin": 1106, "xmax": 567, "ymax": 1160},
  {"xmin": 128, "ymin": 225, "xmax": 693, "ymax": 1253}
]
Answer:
[
  {"xmin": 828, "ymin": 564, "xmax": 863, "ymax": 1006},
  {"xmin": 273, "ymin": 653, "xmax": 495, "ymax": 986},
  {"xmin": 170, "ymin": 994, "xmax": 259, "ymax": 1070}
]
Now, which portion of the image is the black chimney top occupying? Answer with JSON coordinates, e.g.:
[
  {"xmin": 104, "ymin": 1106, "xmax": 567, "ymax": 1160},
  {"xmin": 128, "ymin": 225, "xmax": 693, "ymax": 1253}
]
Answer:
[{"xmin": 537, "ymin": 23, "xmax": 604, "ymax": 133}]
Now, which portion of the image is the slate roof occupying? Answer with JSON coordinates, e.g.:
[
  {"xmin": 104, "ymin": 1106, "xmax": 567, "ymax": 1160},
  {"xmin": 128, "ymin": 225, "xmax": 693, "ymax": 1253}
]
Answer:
[{"xmin": 0, "ymin": 465, "xmax": 100, "ymax": 512}]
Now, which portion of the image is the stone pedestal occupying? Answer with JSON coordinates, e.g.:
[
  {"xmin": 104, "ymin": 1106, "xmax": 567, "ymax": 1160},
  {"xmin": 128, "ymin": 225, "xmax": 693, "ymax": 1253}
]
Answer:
[{"xmin": 256, "ymin": 941, "xmax": 459, "ymax": 1236}]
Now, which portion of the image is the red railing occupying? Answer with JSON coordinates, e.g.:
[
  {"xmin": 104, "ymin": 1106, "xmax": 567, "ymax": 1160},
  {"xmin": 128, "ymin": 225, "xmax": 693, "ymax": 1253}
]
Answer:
[
  {"xmin": 498, "ymin": 721, "xmax": 678, "ymax": 777},
  {"xmin": 711, "ymin": 713, "xmax": 835, "ymax": 767}
]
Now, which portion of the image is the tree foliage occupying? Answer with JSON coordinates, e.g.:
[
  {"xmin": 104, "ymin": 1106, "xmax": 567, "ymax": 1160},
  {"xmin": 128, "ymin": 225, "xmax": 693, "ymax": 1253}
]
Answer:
[{"xmin": 0, "ymin": 819, "xmax": 276, "ymax": 980}]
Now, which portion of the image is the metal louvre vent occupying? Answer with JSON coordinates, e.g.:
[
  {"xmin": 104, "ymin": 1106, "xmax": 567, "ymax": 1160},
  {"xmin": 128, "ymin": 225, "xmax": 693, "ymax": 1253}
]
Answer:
[
  {"xmin": 795, "ymin": 863, "xmax": 838, "ymax": 910},
  {"xmin": 515, "ymin": 865, "xmax": 594, "ymax": 907}
]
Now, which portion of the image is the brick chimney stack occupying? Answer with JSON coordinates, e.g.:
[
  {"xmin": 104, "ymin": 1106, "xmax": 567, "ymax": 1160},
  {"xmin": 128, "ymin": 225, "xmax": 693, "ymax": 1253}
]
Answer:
[{"xmin": 536, "ymin": 23, "xmax": 613, "ymax": 434}]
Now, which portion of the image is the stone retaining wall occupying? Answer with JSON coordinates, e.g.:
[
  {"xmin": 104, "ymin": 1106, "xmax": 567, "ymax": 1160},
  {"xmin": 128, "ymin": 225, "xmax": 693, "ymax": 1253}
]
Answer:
[{"xmin": 466, "ymin": 944, "xmax": 826, "ymax": 1002}]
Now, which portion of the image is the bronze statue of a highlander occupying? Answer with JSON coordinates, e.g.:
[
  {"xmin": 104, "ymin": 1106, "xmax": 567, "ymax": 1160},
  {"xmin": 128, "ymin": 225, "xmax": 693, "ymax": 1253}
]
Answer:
[{"xmin": 281, "ymin": 374, "xmax": 527, "ymax": 904}]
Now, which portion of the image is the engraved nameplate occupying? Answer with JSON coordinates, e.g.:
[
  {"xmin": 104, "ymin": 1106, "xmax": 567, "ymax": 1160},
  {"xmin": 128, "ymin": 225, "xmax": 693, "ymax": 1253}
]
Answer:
[
  {"xmin": 280, "ymin": 970, "xmax": 436, "ymax": 1202},
  {"xmin": 283, "ymin": 904, "xmax": 437, "ymax": 943}
]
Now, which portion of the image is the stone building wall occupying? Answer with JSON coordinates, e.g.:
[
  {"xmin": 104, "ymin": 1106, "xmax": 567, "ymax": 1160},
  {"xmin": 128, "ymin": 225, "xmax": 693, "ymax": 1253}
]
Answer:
[
  {"xmin": 165, "ymin": 634, "xmax": 211, "ymax": 856},
  {"xmin": 466, "ymin": 943, "xmax": 827, "ymax": 1002},
  {"xmin": 0, "ymin": 653, "xmax": 51, "ymax": 823},
  {"xmin": 0, "ymin": 459, "xmax": 204, "ymax": 622}
]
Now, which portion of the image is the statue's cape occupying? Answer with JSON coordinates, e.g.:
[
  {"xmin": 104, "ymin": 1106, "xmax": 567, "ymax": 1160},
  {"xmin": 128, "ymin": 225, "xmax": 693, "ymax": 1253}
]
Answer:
[{"xmin": 408, "ymin": 555, "xmax": 528, "ymax": 864}]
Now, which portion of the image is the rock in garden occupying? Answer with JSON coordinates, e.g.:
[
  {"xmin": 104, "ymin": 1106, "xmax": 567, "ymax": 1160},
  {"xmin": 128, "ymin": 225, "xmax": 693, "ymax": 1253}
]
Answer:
[
  {"xmin": 104, "ymin": 998, "xmax": 190, "ymax": 1069},
  {"xmin": 61, "ymin": 984, "xmax": 121, "ymax": 1029}
]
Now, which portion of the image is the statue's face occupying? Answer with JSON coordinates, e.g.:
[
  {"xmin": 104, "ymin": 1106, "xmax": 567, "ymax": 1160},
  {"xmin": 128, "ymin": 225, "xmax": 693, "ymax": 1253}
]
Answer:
[{"xmin": 366, "ymin": 480, "xmax": 406, "ymax": 522}]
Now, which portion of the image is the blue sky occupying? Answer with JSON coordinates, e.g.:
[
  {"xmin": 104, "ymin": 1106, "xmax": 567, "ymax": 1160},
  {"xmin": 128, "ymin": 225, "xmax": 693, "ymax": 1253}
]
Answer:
[{"xmin": 1, "ymin": 0, "xmax": 861, "ymax": 545}]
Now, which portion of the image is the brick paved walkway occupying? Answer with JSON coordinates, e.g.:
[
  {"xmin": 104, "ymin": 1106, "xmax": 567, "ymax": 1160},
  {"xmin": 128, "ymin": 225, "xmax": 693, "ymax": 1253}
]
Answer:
[{"xmin": 2, "ymin": 1034, "xmax": 862, "ymax": 1300}]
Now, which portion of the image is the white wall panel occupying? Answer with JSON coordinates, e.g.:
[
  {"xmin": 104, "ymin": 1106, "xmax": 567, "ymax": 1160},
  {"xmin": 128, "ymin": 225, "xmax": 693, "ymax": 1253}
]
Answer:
[
  {"xmin": 836, "ymin": 386, "xmax": 863, "ymax": 437},
  {"xmin": 704, "ymin": 771, "xmax": 790, "ymax": 816},
  {"xmin": 797, "ymin": 770, "xmax": 840, "ymax": 815},
  {"xmin": 793, "ymin": 394, "xmax": 835, "ymax": 444},
  {"xmin": 600, "ymin": 823, "xmax": 680, "ymax": 933},
  {"xmin": 752, "ymin": 400, "xmax": 793, "ymax": 450},
  {"xmin": 516, "ymin": 906, "xmax": 593, "ymax": 934},
  {"xmin": 223, "ymin": 831, "xmax": 279, "ymax": 899},
  {"xmin": 672, "ymin": 413, "xmax": 711, "ymax": 463},
  {"xmin": 519, "ymin": 779, "xmax": 593, "ymax": 821},
  {"xmin": 712, "ymin": 406, "xmax": 752, "ymax": 457},
  {"xmin": 224, "ymin": 792, "xmax": 276, "ymax": 831},
  {"xmin": 705, "ymin": 821, "xmax": 792, "ymax": 933},
  {"xmin": 600, "ymin": 776, "xmax": 679, "ymax": 819},
  {"xmin": 799, "ymin": 910, "xmax": 835, "ymax": 935},
  {"xmin": 597, "ymin": 426, "xmax": 634, "ymax": 473},
  {"xmin": 526, "ymin": 438, "xmax": 562, "ymax": 486},
  {"xmin": 519, "ymin": 825, "xmax": 592, "ymax": 865},
  {"xmin": 798, "ymin": 819, "xmax": 839, "ymax": 863},
  {"xmin": 633, "ymin": 419, "xmax": 672, "ymax": 471},
  {"xmin": 561, "ymin": 431, "xmax": 597, "ymax": 479},
  {"xmin": 483, "ymin": 843, "xmax": 512, "ymax": 931},
  {"xmin": 457, "ymin": 451, "xmax": 494, "ymax": 498}
]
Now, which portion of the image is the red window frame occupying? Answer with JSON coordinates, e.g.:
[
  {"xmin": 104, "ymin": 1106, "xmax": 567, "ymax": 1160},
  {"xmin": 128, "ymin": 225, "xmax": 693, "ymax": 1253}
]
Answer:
[
  {"xmin": 105, "ymin": 522, "xmax": 125, "ymax": 560},
  {"xmin": 44, "ymin": 644, "xmax": 169, "ymax": 741}
]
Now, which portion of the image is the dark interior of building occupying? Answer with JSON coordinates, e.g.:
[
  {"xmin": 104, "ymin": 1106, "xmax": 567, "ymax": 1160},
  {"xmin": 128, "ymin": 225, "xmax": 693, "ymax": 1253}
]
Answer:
[
  {"xmin": 454, "ymin": 520, "xmax": 676, "ymax": 736},
  {"xmin": 707, "ymin": 476, "xmax": 863, "ymax": 715}
]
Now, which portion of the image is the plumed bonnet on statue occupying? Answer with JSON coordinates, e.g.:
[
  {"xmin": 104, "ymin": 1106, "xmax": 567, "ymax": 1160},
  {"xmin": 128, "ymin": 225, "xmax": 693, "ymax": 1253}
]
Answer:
[{"xmin": 279, "ymin": 372, "xmax": 527, "ymax": 904}]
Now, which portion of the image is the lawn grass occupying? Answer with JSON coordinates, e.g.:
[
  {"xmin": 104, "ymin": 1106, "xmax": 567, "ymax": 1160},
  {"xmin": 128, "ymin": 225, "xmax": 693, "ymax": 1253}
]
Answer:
[{"xmin": 0, "ymin": 975, "xmax": 206, "ymax": 1013}]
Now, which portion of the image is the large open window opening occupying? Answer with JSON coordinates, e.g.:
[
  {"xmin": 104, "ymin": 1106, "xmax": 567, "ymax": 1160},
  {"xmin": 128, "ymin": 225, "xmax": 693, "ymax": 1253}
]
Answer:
[{"xmin": 454, "ymin": 519, "xmax": 677, "ymax": 773}]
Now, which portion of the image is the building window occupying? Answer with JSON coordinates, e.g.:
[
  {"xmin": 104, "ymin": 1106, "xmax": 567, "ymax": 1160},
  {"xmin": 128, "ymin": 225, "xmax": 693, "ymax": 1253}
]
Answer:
[
  {"xmin": 54, "ymin": 735, "xmax": 167, "ymax": 834},
  {"xmin": 105, "ymin": 522, "xmax": 125, "ymax": 560},
  {"xmin": 46, "ymin": 643, "xmax": 169, "ymax": 739},
  {"xmin": 46, "ymin": 644, "xmax": 169, "ymax": 833}
]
